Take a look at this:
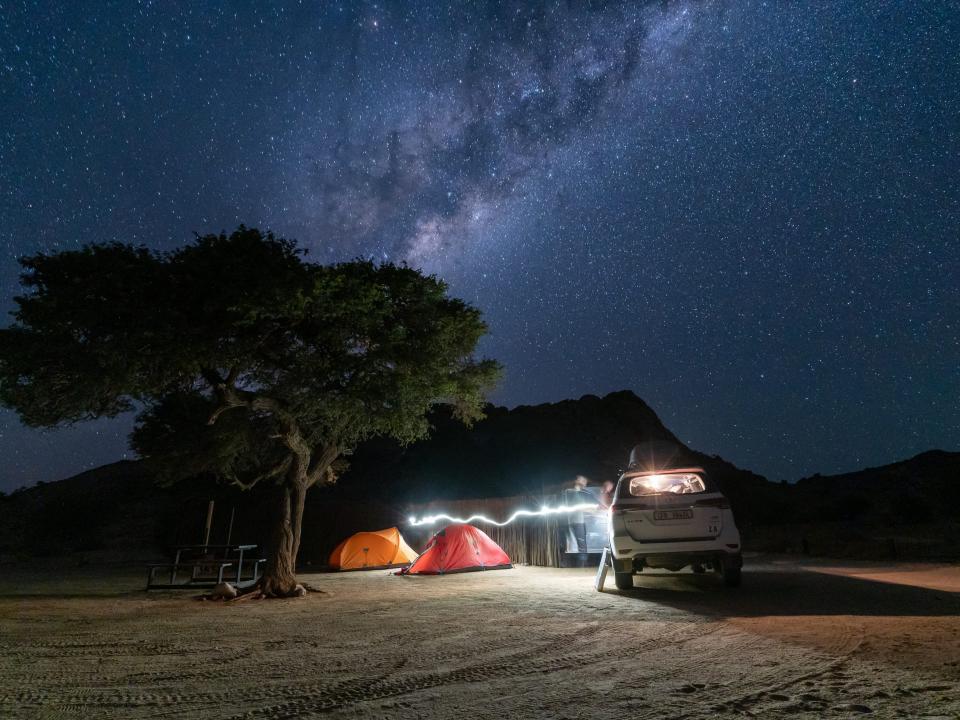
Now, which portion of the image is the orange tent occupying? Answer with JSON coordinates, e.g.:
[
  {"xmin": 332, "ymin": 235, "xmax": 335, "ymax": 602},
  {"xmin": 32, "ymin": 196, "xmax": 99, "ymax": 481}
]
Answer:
[{"xmin": 328, "ymin": 527, "xmax": 418, "ymax": 571}]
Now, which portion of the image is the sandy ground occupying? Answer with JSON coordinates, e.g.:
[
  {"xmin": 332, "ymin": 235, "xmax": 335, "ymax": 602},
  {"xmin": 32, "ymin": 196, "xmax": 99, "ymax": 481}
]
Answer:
[{"xmin": 0, "ymin": 556, "xmax": 957, "ymax": 719}]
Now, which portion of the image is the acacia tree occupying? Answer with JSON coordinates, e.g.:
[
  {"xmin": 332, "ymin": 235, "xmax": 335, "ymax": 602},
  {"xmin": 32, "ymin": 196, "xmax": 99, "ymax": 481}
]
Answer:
[{"xmin": 0, "ymin": 227, "xmax": 500, "ymax": 596}]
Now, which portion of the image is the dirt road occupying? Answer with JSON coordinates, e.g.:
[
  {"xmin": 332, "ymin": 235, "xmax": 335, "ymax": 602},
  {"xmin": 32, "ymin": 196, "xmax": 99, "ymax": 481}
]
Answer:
[{"xmin": 0, "ymin": 557, "xmax": 957, "ymax": 718}]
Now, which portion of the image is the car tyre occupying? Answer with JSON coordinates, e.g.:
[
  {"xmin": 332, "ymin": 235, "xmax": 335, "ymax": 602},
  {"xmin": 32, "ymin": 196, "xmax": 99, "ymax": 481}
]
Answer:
[
  {"xmin": 614, "ymin": 571, "xmax": 634, "ymax": 590},
  {"xmin": 722, "ymin": 566, "xmax": 741, "ymax": 587}
]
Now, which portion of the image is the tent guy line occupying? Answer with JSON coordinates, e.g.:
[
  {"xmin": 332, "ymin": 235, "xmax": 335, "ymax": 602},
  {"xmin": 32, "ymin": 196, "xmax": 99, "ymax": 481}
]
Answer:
[{"xmin": 407, "ymin": 502, "xmax": 602, "ymax": 527}]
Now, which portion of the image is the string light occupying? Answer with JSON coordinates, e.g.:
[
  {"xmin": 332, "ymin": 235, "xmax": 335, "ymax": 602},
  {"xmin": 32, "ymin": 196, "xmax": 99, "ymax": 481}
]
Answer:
[{"xmin": 407, "ymin": 502, "xmax": 601, "ymax": 527}]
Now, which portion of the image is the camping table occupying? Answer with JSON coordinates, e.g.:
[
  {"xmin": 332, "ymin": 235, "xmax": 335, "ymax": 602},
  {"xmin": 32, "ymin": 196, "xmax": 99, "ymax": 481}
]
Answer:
[{"xmin": 171, "ymin": 544, "xmax": 258, "ymax": 586}]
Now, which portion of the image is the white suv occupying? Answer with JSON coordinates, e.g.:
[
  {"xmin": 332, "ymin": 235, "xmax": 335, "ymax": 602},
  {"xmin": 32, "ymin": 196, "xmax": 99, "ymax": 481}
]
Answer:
[{"xmin": 608, "ymin": 466, "xmax": 742, "ymax": 589}]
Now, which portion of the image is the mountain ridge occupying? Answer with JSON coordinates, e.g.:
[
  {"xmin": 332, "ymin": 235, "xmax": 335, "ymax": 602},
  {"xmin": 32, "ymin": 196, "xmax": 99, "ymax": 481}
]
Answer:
[{"xmin": 0, "ymin": 390, "xmax": 956, "ymax": 562}]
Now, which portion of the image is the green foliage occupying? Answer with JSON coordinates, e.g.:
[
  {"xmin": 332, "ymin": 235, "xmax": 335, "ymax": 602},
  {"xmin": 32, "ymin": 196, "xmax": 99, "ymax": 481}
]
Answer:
[
  {"xmin": 130, "ymin": 392, "xmax": 291, "ymax": 488},
  {"xmin": 1, "ymin": 226, "xmax": 501, "ymax": 489}
]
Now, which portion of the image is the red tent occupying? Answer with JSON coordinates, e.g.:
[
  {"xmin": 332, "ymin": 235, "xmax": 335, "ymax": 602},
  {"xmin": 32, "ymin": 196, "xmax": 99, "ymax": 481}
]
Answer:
[{"xmin": 400, "ymin": 524, "xmax": 512, "ymax": 575}]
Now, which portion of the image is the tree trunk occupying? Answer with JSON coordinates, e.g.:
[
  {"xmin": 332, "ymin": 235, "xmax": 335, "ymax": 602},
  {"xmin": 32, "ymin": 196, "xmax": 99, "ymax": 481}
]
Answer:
[{"xmin": 259, "ymin": 475, "xmax": 308, "ymax": 597}]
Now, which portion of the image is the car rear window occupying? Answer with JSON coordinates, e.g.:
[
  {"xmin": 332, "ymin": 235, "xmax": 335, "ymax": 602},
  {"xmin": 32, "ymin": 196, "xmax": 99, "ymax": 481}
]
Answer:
[{"xmin": 622, "ymin": 472, "xmax": 707, "ymax": 497}]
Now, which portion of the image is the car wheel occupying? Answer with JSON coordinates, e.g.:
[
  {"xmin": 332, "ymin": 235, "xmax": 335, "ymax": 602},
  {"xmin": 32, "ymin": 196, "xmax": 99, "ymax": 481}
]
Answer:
[
  {"xmin": 691, "ymin": 563, "xmax": 705, "ymax": 574},
  {"xmin": 614, "ymin": 571, "xmax": 634, "ymax": 590},
  {"xmin": 722, "ymin": 566, "xmax": 741, "ymax": 587}
]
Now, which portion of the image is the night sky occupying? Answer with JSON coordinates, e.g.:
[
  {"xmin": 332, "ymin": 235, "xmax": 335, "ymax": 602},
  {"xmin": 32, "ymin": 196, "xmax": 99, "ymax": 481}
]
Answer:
[{"xmin": 1, "ymin": 1, "xmax": 958, "ymax": 491}]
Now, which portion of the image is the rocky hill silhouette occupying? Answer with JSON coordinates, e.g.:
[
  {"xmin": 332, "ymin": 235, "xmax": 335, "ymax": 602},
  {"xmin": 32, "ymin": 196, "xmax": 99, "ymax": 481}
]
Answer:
[
  {"xmin": 0, "ymin": 390, "xmax": 956, "ymax": 564},
  {"xmin": 794, "ymin": 450, "xmax": 960, "ymax": 524},
  {"xmin": 341, "ymin": 390, "xmax": 770, "ymax": 504}
]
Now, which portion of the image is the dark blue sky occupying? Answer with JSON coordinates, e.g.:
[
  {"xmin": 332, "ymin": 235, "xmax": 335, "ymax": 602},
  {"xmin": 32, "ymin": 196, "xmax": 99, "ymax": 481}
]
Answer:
[{"xmin": 1, "ymin": 1, "xmax": 958, "ymax": 490}]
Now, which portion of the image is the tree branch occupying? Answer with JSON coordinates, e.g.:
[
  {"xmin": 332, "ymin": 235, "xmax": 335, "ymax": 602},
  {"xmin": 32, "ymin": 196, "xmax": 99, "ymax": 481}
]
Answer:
[
  {"xmin": 306, "ymin": 443, "xmax": 339, "ymax": 488},
  {"xmin": 200, "ymin": 365, "xmax": 316, "ymax": 475},
  {"xmin": 200, "ymin": 367, "xmax": 225, "ymax": 388},
  {"xmin": 207, "ymin": 401, "xmax": 240, "ymax": 425},
  {"xmin": 234, "ymin": 456, "xmax": 293, "ymax": 489}
]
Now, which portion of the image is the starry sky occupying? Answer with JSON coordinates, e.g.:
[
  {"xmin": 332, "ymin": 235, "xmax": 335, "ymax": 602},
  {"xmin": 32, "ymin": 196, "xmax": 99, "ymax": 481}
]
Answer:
[{"xmin": 1, "ymin": 0, "xmax": 958, "ymax": 491}]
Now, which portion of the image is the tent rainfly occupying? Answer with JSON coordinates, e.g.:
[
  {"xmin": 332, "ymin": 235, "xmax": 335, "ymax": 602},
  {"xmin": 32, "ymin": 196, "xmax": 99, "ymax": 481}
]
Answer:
[
  {"xmin": 328, "ymin": 527, "xmax": 418, "ymax": 570},
  {"xmin": 400, "ymin": 524, "xmax": 512, "ymax": 575}
]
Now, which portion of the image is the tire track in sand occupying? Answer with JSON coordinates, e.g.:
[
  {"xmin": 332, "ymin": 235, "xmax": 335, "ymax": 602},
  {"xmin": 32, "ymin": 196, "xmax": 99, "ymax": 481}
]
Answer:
[
  {"xmin": 0, "ymin": 622, "xmax": 609, "ymax": 714},
  {"xmin": 226, "ymin": 621, "xmax": 719, "ymax": 719}
]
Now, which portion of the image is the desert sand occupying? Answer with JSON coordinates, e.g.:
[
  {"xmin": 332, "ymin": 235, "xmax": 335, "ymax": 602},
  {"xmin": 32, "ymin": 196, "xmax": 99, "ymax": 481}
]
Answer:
[{"xmin": 0, "ymin": 556, "xmax": 957, "ymax": 719}]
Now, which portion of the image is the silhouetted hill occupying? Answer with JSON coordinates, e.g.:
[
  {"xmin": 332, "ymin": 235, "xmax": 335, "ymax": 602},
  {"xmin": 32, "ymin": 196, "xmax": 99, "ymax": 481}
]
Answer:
[
  {"xmin": 0, "ymin": 460, "xmax": 235, "ymax": 562},
  {"xmin": 0, "ymin": 391, "xmax": 955, "ymax": 563},
  {"xmin": 745, "ymin": 450, "xmax": 960, "ymax": 560},
  {"xmin": 793, "ymin": 450, "xmax": 960, "ymax": 525},
  {"xmin": 342, "ymin": 390, "xmax": 770, "ymax": 505}
]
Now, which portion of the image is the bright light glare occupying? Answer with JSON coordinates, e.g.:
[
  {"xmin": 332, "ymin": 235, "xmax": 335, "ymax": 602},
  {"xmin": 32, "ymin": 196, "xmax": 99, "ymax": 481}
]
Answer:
[
  {"xmin": 407, "ymin": 502, "xmax": 601, "ymax": 527},
  {"xmin": 628, "ymin": 473, "xmax": 705, "ymax": 496}
]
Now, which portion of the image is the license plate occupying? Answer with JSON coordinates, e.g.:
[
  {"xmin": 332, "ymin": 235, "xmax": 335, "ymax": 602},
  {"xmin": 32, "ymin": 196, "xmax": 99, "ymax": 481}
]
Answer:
[{"xmin": 653, "ymin": 509, "xmax": 693, "ymax": 521}]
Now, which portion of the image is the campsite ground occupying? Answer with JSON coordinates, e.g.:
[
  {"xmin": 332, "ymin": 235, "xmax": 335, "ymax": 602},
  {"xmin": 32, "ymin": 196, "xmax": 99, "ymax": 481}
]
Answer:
[{"xmin": 0, "ymin": 556, "xmax": 957, "ymax": 719}]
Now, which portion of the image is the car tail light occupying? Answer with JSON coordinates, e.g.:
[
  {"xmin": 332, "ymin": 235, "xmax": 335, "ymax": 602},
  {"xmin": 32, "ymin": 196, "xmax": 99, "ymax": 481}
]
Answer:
[{"xmin": 694, "ymin": 497, "xmax": 730, "ymax": 509}]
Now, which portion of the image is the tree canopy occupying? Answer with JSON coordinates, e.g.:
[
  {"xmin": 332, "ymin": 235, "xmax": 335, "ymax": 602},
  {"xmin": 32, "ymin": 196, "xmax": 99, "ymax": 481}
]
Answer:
[{"xmin": 0, "ymin": 226, "xmax": 501, "ymax": 594}]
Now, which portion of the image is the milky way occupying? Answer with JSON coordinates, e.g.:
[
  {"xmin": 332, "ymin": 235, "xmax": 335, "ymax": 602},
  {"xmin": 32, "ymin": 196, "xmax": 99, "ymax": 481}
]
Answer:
[{"xmin": 1, "ymin": 1, "xmax": 958, "ymax": 489}]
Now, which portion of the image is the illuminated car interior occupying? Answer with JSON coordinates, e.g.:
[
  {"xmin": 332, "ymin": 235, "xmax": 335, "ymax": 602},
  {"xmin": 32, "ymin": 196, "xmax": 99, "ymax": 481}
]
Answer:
[{"xmin": 627, "ymin": 473, "xmax": 707, "ymax": 496}]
